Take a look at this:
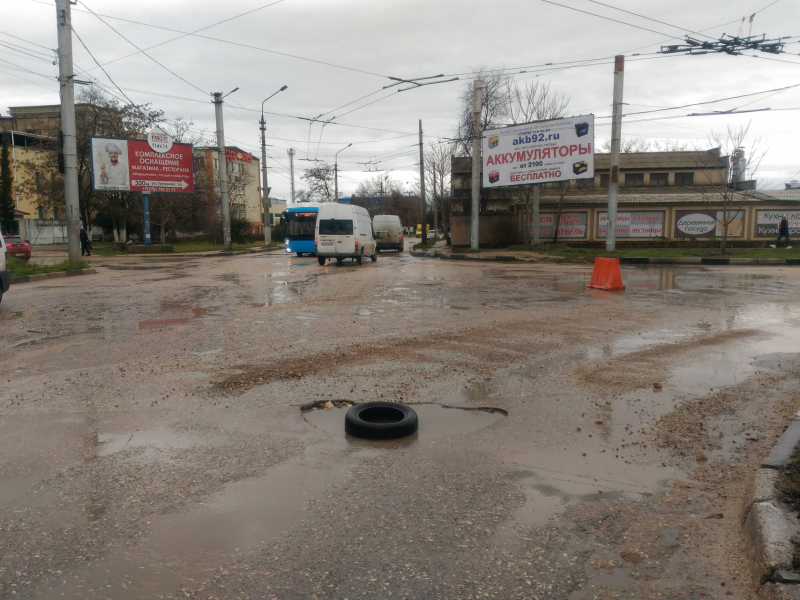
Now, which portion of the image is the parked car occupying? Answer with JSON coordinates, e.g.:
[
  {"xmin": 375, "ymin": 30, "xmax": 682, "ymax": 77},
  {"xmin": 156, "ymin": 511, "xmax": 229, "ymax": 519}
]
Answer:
[
  {"xmin": 315, "ymin": 203, "xmax": 377, "ymax": 266},
  {"xmin": 0, "ymin": 230, "xmax": 10, "ymax": 304},
  {"xmin": 372, "ymin": 214, "xmax": 403, "ymax": 252},
  {"xmin": 4, "ymin": 235, "xmax": 31, "ymax": 259}
]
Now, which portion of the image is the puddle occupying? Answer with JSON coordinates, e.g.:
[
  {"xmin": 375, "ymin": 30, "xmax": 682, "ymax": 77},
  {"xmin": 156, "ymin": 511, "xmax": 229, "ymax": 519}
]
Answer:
[
  {"xmin": 303, "ymin": 403, "xmax": 505, "ymax": 443},
  {"xmin": 483, "ymin": 267, "xmax": 788, "ymax": 296},
  {"xmin": 39, "ymin": 443, "xmax": 347, "ymax": 599},
  {"xmin": 95, "ymin": 429, "xmax": 202, "ymax": 457},
  {"xmin": 138, "ymin": 306, "xmax": 220, "ymax": 330}
]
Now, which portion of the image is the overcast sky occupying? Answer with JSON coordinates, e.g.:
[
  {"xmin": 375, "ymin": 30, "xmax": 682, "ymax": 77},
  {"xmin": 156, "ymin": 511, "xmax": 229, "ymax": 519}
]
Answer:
[{"xmin": 1, "ymin": 0, "xmax": 798, "ymax": 200}]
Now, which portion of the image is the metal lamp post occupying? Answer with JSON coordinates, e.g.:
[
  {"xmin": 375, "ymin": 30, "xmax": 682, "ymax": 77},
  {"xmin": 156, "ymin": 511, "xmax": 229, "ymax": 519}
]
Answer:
[
  {"xmin": 260, "ymin": 85, "xmax": 288, "ymax": 243},
  {"xmin": 334, "ymin": 143, "xmax": 351, "ymax": 202}
]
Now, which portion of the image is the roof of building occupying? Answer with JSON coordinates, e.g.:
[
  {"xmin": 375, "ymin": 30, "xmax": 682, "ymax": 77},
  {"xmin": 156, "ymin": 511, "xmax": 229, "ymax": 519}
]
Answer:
[{"xmin": 594, "ymin": 149, "xmax": 724, "ymax": 170}]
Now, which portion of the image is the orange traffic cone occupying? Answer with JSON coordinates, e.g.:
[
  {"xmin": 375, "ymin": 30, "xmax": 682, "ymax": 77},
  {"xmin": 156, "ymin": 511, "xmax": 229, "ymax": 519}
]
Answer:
[{"xmin": 588, "ymin": 257, "xmax": 625, "ymax": 291}]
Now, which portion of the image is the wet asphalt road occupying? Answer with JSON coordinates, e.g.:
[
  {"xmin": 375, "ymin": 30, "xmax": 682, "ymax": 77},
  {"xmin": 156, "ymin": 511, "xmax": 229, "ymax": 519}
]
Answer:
[{"xmin": 2, "ymin": 247, "xmax": 800, "ymax": 599}]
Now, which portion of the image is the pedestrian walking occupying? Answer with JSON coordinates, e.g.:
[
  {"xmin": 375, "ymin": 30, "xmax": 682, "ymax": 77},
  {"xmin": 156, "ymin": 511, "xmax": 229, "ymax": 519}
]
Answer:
[
  {"xmin": 770, "ymin": 215, "xmax": 792, "ymax": 249},
  {"xmin": 79, "ymin": 226, "xmax": 91, "ymax": 256}
]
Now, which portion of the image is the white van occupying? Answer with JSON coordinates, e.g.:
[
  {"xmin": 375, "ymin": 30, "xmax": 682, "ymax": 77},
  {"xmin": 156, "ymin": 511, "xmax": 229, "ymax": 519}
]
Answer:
[
  {"xmin": 373, "ymin": 214, "xmax": 404, "ymax": 252},
  {"xmin": 0, "ymin": 229, "xmax": 10, "ymax": 303},
  {"xmin": 315, "ymin": 203, "xmax": 378, "ymax": 266}
]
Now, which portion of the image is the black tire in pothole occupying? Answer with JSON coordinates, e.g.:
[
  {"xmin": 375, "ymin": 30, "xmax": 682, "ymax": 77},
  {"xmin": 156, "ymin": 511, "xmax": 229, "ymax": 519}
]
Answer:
[{"xmin": 344, "ymin": 402, "xmax": 418, "ymax": 440}]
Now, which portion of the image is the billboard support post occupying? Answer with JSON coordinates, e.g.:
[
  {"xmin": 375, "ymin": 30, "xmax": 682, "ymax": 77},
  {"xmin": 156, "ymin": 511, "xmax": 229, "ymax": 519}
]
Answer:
[
  {"xmin": 606, "ymin": 55, "xmax": 625, "ymax": 252},
  {"xmin": 471, "ymin": 80, "xmax": 483, "ymax": 250},
  {"xmin": 142, "ymin": 193, "xmax": 152, "ymax": 245},
  {"xmin": 532, "ymin": 184, "xmax": 540, "ymax": 245},
  {"xmin": 55, "ymin": 0, "xmax": 81, "ymax": 263}
]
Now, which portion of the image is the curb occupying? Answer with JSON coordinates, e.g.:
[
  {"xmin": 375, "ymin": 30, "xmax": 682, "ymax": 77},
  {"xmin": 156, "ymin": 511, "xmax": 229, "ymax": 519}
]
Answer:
[
  {"xmin": 411, "ymin": 250, "xmax": 520, "ymax": 263},
  {"xmin": 746, "ymin": 409, "xmax": 800, "ymax": 597},
  {"xmin": 10, "ymin": 268, "xmax": 96, "ymax": 285},
  {"xmin": 619, "ymin": 257, "xmax": 800, "ymax": 266},
  {"xmin": 410, "ymin": 251, "xmax": 800, "ymax": 267}
]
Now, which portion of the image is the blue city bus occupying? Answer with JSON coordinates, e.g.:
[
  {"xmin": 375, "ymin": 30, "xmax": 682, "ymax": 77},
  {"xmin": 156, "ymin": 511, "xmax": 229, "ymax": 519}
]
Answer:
[{"xmin": 281, "ymin": 203, "xmax": 324, "ymax": 256}]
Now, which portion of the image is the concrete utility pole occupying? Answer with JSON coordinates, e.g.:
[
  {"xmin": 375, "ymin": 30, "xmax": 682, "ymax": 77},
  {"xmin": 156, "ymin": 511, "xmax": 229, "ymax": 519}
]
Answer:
[
  {"xmin": 288, "ymin": 148, "xmax": 295, "ymax": 205},
  {"xmin": 606, "ymin": 55, "xmax": 624, "ymax": 252},
  {"xmin": 55, "ymin": 0, "xmax": 81, "ymax": 263},
  {"xmin": 260, "ymin": 117, "xmax": 269, "ymax": 243},
  {"xmin": 213, "ymin": 92, "xmax": 232, "ymax": 250},
  {"xmin": 419, "ymin": 119, "xmax": 427, "ymax": 246},
  {"xmin": 334, "ymin": 143, "xmax": 351, "ymax": 202},
  {"xmin": 471, "ymin": 80, "xmax": 483, "ymax": 250},
  {"xmin": 260, "ymin": 85, "xmax": 287, "ymax": 244}
]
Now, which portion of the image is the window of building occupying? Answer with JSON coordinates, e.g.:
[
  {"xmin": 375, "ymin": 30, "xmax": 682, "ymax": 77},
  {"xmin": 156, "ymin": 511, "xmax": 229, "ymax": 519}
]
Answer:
[
  {"xmin": 35, "ymin": 171, "xmax": 41, "ymax": 189},
  {"xmin": 38, "ymin": 206, "xmax": 44, "ymax": 220},
  {"xmin": 675, "ymin": 172, "xmax": 694, "ymax": 186},
  {"xmin": 232, "ymin": 203, "xmax": 246, "ymax": 215},
  {"xmin": 600, "ymin": 174, "xmax": 609, "ymax": 187},
  {"xmin": 625, "ymin": 173, "xmax": 644, "ymax": 186},
  {"xmin": 54, "ymin": 208, "xmax": 59, "ymax": 220},
  {"xmin": 231, "ymin": 162, "xmax": 243, "ymax": 174},
  {"xmin": 650, "ymin": 172, "xmax": 669, "ymax": 186},
  {"xmin": 213, "ymin": 157, "xmax": 219, "ymax": 172},
  {"xmin": 232, "ymin": 184, "xmax": 244, "ymax": 195},
  {"xmin": 576, "ymin": 178, "xmax": 594, "ymax": 188}
]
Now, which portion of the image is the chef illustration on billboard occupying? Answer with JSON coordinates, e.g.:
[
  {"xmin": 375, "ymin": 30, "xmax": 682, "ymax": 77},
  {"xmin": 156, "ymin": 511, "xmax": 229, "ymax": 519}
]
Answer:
[{"xmin": 95, "ymin": 139, "xmax": 129, "ymax": 190}]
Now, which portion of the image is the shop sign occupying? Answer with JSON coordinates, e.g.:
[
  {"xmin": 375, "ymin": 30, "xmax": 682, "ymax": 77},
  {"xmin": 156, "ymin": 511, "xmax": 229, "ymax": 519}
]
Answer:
[
  {"xmin": 535, "ymin": 212, "xmax": 587, "ymax": 239},
  {"xmin": 756, "ymin": 210, "xmax": 800, "ymax": 237},
  {"xmin": 598, "ymin": 211, "xmax": 664, "ymax": 238},
  {"xmin": 674, "ymin": 210, "xmax": 743, "ymax": 238},
  {"xmin": 226, "ymin": 148, "xmax": 252, "ymax": 162}
]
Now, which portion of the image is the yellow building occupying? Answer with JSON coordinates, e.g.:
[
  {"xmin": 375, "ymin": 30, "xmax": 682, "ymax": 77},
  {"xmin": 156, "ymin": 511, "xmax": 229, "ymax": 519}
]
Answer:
[
  {"xmin": 4, "ymin": 131, "xmax": 77, "ymax": 244},
  {"xmin": 194, "ymin": 146, "xmax": 263, "ymax": 235}
]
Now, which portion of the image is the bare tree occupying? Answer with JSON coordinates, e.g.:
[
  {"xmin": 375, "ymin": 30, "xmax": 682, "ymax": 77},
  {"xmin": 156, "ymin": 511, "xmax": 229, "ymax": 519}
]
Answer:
[
  {"xmin": 694, "ymin": 123, "xmax": 766, "ymax": 254},
  {"xmin": 299, "ymin": 163, "xmax": 335, "ymax": 202},
  {"xmin": 503, "ymin": 80, "xmax": 570, "ymax": 125},
  {"xmin": 424, "ymin": 140, "xmax": 454, "ymax": 235},
  {"xmin": 652, "ymin": 138, "xmax": 689, "ymax": 152},
  {"xmin": 453, "ymin": 67, "xmax": 512, "ymax": 157},
  {"xmin": 600, "ymin": 137, "xmax": 652, "ymax": 153}
]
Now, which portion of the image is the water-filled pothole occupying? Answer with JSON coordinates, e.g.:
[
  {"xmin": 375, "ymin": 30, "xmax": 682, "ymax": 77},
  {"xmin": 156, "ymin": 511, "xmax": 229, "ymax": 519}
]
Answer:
[{"xmin": 303, "ymin": 401, "xmax": 506, "ymax": 442}]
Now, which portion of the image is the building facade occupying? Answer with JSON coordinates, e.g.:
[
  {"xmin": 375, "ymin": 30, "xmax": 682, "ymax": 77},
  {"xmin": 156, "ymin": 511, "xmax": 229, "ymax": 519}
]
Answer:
[
  {"xmin": 451, "ymin": 150, "xmax": 799, "ymax": 245},
  {"xmin": 194, "ymin": 147, "xmax": 263, "ymax": 235}
]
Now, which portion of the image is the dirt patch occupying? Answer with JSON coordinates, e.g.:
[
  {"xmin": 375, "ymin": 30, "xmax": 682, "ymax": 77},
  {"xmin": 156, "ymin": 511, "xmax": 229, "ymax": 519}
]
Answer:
[
  {"xmin": 575, "ymin": 329, "xmax": 759, "ymax": 395},
  {"xmin": 213, "ymin": 322, "xmax": 555, "ymax": 394}
]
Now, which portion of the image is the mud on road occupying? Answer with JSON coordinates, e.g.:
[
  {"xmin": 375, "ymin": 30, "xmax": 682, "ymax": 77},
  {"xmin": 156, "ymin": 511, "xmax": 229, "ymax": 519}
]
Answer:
[{"xmin": 1, "ymin": 249, "xmax": 800, "ymax": 599}]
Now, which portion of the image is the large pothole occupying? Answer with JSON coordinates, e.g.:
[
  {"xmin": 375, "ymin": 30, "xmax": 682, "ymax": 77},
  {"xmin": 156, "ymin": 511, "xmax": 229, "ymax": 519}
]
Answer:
[{"xmin": 302, "ymin": 401, "xmax": 506, "ymax": 442}]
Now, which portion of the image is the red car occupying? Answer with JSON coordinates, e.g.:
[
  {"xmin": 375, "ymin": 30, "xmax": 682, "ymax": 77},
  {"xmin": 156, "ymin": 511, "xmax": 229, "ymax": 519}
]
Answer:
[{"xmin": 5, "ymin": 236, "xmax": 31, "ymax": 259}]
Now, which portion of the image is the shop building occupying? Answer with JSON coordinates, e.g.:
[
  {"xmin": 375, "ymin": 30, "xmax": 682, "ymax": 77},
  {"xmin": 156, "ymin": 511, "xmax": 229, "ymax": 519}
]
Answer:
[{"xmin": 450, "ymin": 149, "xmax": 800, "ymax": 245}]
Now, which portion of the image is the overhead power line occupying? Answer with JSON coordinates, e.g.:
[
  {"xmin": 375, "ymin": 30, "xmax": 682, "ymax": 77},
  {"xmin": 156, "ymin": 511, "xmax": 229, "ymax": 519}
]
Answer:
[
  {"xmin": 25, "ymin": 0, "xmax": 386, "ymax": 79},
  {"xmin": 78, "ymin": 0, "xmax": 209, "ymax": 96},
  {"xmin": 584, "ymin": 0, "xmax": 717, "ymax": 39},
  {"xmin": 78, "ymin": 0, "xmax": 288, "ymax": 72}
]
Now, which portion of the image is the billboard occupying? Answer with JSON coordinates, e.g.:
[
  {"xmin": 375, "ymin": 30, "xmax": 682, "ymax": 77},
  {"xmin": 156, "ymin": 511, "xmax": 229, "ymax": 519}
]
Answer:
[
  {"xmin": 598, "ymin": 211, "xmax": 665, "ymax": 238},
  {"xmin": 755, "ymin": 210, "xmax": 800, "ymax": 237},
  {"xmin": 90, "ymin": 135, "xmax": 195, "ymax": 194},
  {"xmin": 536, "ymin": 212, "xmax": 587, "ymax": 239},
  {"xmin": 674, "ymin": 210, "xmax": 743, "ymax": 238},
  {"xmin": 483, "ymin": 115, "xmax": 594, "ymax": 188}
]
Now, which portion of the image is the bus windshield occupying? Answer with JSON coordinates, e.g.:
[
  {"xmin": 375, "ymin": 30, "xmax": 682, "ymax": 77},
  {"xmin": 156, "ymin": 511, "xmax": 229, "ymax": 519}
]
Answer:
[{"xmin": 284, "ymin": 211, "xmax": 317, "ymax": 239}]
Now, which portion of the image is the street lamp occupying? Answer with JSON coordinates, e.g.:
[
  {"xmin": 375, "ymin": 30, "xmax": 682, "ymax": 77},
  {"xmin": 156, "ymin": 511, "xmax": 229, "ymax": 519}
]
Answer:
[
  {"xmin": 260, "ymin": 84, "xmax": 288, "ymax": 243},
  {"xmin": 334, "ymin": 143, "xmax": 352, "ymax": 202}
]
